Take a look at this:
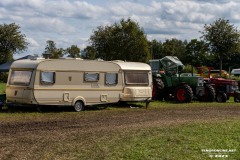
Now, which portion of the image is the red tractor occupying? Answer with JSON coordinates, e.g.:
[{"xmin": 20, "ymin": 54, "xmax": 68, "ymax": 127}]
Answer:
[
  {"xmin": 198, "ymin": 66, "xmax": 240, "ymax": 102},
  {"xmin": 205, "ymin": 78, "xmax": 240, "ymax": 102}
]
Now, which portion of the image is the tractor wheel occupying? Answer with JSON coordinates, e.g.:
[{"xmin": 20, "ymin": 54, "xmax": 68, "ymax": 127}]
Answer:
[
  {"xmin": 216, "ymin": 92, "xmax": 227, "ymax": 103},
  {"xmin": 234, "ymin": 92, "xmax": 240, "ymax": 102},
  {"xmin": 198, "ymin": 84, "xmax": 215, "ymax": 102},
  {"xmin": 152, "ymin": 78, "xmax": 164, "ymax": 100},
  {"xmin": 234, "ymin": 96, "xmax": 240, "ymax": 103},
  {"xmin": 174, "ymin": 84, "xmax": 193, "ymax": 103}
]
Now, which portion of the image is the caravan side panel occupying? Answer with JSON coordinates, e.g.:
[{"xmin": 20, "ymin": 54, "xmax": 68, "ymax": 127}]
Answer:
[{"xmin": 33, "ymin": 60, "xmax": 123, "ymax": 106}]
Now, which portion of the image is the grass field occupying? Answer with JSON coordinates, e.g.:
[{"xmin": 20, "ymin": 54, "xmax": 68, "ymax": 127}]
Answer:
[
  {"xmin": 0, "ymin": 83, "xmax": 239, "ymax": 159},
  {"xmin": 0, "ymin": 83, "xmax": 6, "ymax": 94},
  {"xmin": 0, "ymin": 101, "xmax": 240, "ymax": 160}
]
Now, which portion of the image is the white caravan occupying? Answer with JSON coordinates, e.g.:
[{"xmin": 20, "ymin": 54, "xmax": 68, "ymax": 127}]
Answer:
[{"xmin": 6, "ymin": 58, "xmax": 152, "ymax": 111}]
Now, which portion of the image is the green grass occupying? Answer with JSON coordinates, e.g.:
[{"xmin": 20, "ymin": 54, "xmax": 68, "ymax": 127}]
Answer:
[
  {"xmin": 1, "ymin": 104, "xmax": 240, "ymax": 160},
  {"xmin": 13, "ymin": 118, "xmax": 239, "ymax": 160},
  {"xmin": 123, "ymin": 121, "xmax": 239, "ymax": 160},
  {"xmin": 0, "ymin": 83, "xmax": 6, "ymax": 94},
  {"xmin": 0, "ymin": 81, "xmax": 240, "ymax": 159}
]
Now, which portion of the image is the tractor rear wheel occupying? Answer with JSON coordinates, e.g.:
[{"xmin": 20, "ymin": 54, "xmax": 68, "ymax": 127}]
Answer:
[
  {"xmin": 198, "ymin": 84, "xmax": 215, "ymax": 102},
  {"xmin": 174, "ymin": 84, "xmax": 193, "ymax": 103},
  {"xmin": 216, "ymin": 92, "xmax": 227, "ymax": 102},
  {"xmin": 152, "ymin": 78, "xmax": 164, "ymax": 100}
]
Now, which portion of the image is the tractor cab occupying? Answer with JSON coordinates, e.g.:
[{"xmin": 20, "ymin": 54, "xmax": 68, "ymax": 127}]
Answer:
[
  {"xmin": 150, "ymin": 56, "xmax": 183, "ymax": 77},
  {"xmin": 160, "ymin": 56, "xmax": 184, "ymax": 76}
]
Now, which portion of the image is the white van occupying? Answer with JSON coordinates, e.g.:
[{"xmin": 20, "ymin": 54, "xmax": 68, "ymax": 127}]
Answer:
[
  {"xmin": 231, "ymin": 69, "xmax": 240, "ymax": 76},
  {"xmin": 6, "ymin": 58, "xmax": 152, "ymax": 111}
]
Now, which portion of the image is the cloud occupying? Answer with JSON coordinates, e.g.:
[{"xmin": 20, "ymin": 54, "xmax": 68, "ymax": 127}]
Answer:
[
  {"xmin": 26, "ymin": 37, "xmax": 39, "ymax": 47},
  {"xmin": 106, "ymin": 0, "xmax": 240, "ymax": 40},
  {"xmin": 1, "ymin": 0, "xmax": 240, "ymax": 57},
  {"xmin": 25, "ymin": 17, "xmax": 75, "ymax": 33}
]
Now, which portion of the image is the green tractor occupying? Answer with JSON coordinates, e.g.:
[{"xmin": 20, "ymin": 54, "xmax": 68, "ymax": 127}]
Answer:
[{"xmin": 150, "ymin": 56, "xmax": 215, "ymax": 103}]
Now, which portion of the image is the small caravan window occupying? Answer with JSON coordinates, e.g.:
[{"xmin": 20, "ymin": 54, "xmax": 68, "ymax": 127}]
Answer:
[
  {"xmin": 41, "ymin": 71, "xmax": 55, "ymax": 84},
  {"xmin": 125, "ymin": 72, "xmax": 148, "ymax": 85},
  {"xmin": 9, "ymin": 70, "xmax": 32, "ymax": 86},
  {"xmin": 84, "ymin": 73, "xmax": 99, "ymax": 82},
  {"xmin": 105, "ymin": 73, "xmax": 118, "ymax": 85}
]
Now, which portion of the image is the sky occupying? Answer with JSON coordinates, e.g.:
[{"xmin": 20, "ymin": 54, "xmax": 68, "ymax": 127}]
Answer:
[{"xmin": 0, "ymin": 0, "xmax": 240, "ymax": 59}]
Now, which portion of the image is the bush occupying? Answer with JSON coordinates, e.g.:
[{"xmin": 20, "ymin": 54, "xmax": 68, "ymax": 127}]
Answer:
[
  {"xmin": 182, "ymin": 65, "xmax": 198, "ymax": 74},
  {"xmin": 0, "ymin": 72, "xmax": 8, "ymax": 83}
]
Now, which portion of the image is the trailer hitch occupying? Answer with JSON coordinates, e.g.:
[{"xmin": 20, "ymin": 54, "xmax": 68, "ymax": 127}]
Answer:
[{"xmin": 145, "ymin": 98, "xmax": 151, "ymax": 109}]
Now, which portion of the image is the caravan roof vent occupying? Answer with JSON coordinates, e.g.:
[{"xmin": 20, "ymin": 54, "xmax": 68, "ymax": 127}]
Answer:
[
  {"xmin": 112, "ymin": 60, "xmax": 125, "ymax": 62},
  {"xmin": 30, "ymin": 57, "xmax": 45, "ymax": 60}
]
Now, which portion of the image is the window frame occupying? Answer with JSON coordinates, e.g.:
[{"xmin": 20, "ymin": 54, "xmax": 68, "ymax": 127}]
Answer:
[
  {"xmin": 105, "ymin": 72, "xmax": 118, "ymax": 85},
  {"xmin": 40, "ymin": 71, "xmax": 56, "ymax": 85},
  {"xmin": 84, "ymin": 72, "xmax": 100, "ymax": 82},
  {"xmin": 124, "ymin": 72, "xmax": 149, "ymax": 85},
  {"xmin": 9, "ymin": 70, "xmax": 33, "ymax": 86}
]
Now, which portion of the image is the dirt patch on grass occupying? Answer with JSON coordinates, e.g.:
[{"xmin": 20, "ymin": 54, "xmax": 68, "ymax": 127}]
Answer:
[
  {"xmin": 1, "ymin": 105, "xmax": 240, "ymax": 135},
  {"xmin": 0, "ymin": 105, "xmax": 240, "ymax": 159}
]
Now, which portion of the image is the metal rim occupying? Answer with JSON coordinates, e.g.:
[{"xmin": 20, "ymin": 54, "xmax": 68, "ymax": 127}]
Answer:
[
  {"xmin": 176, "ymin": 88, "xmax": 186, "ymax": 102},
  {"xmin": 74, "ymin": 101, "xmax": 84, "ymax": 112}
]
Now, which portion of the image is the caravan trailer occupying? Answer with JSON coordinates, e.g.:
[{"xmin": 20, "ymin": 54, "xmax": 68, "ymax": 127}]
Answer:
[
  {"xmin": 6, "ymin": 58, "xmax": 152, "ymax": 111},
  {"xmin": 231, "ymin": 69, "xmax": 240, "ymax": 77}
]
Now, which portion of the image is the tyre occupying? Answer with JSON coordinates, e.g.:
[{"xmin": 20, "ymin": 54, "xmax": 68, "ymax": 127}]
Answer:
[
  {"xmin": 198, "ymin": 84, "xmax": 215, "ymax": 102},
  {"xmin": 152, "ymin": 78, "xmax": 164, "ymax": 100},
  {"xmin": 234, "ymin": 92, "xmax": 240, "ymax": 102},
  {"xmin": 234, "ymin": 96, "xmax": 240, "ymax": 102},
  {"xmin": 73, "ymin": 101, "xmax": 85, "ymax": 112},
  {"xmin": 174, "ymin": 84, "xmax": 193, "ymax": 103},
  {"xmin": 216, "ymin": 92, "xmax": 227, "ymax": 102}
]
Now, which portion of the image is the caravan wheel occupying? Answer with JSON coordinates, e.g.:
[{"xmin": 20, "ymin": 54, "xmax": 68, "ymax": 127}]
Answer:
[{"xmin": 74, "ymin": 101, "xmax": 85, "ymax": 112}]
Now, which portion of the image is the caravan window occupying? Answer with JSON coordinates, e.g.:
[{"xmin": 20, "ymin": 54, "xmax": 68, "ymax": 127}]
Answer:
[
  {"xmin": 41, "ymin": 71, "xmax": 55, "ymax": 84},
  {"xmin": 125, "ymin": 72, "xmax": 148, "ymax": 85},
  {"xmin": 105, "ymin": 73, "xmax": 118, "ymax": 85},
  {"xmin": 9, "ymin": 70, "xmax": 32, "ymax": 86},
  {"xmin": 84, "ymin": 73, "xmax": 99, "ymax": 82}
]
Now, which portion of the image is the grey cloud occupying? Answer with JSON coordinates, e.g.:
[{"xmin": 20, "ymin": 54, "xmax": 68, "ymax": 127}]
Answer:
[{"xmin": 1, "ymin": 0, "xmax": 240, "ymax": 56}]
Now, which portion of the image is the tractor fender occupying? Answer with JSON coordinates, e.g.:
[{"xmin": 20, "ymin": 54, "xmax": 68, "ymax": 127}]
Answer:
[
  {"xmin": 204, "ymin": 82, "xmax": 215, "ymax": 88},
  {"xmin": 177, "ymin": 82, "xmax": 187, "ymax": 86},
  {"xmin": 152, "ymin": 74, "xmax": 162, "ymax": 78}
]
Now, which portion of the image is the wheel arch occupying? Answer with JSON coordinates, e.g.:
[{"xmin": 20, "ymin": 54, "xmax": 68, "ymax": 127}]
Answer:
[
  {"xmin": 72, "ymin": 96, "xmax": 87, "ymax": 106},
  {"xmin": 177, "ymin": 82, "xmax": 187, "ymax": 86}
]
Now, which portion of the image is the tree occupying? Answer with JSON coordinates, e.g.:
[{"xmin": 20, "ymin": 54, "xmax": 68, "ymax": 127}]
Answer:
[
  {"xmin": 42, "ymin": 40, "xmax": 63, "ymax": 59},
  {"xmin": 149, "ymin": 39, "xmax": 164, "ymax": 59},
  {"xmin": 185, "ymin": 39, "xmax": 209, "ymax": 66},
  {"xmin": 65, "ymin": 45, "xmax": 81, "ymax": 58},
  {"xmin": 201, "ymin": 18, "xmax": 240, "ymax": 75},
  {"xmin": 162, "ymin": 38, "xmax": 187, "ymax": 63},
  {"xmin": 0, "ymin": 23, "xmax": 28, "ymax": 63},
  {"xmin": 89, "ymin": 18, "xmax": 151, "ymax": 63},
  {"xmin": 82, "ymin": 46, "xmax": 96, "ymax": 60}
]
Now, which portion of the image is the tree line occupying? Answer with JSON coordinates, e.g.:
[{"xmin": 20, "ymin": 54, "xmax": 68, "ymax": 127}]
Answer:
[{"xmin": 1, "ymin": 18, "xmax": 240, "ymax": 71}]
